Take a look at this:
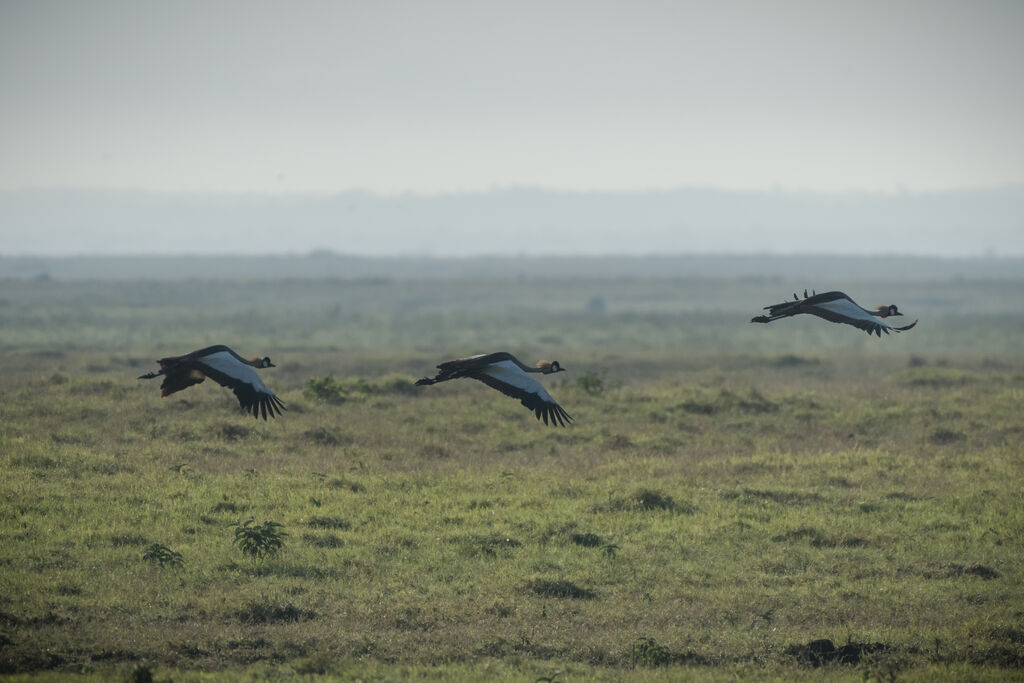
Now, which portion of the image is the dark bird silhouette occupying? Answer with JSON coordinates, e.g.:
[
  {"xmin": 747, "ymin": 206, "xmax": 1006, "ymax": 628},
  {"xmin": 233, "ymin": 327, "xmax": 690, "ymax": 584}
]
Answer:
[
  {"xmin": 138, "ymin": 345, "xmax": 285, "ymax": 419},
  {"xmin": 416, "ymin": 351, "xmax": 572, "ymax": 426},
  {"xmin": 751, "ymin": 290, "xmax": 918, "ymax": 337}
]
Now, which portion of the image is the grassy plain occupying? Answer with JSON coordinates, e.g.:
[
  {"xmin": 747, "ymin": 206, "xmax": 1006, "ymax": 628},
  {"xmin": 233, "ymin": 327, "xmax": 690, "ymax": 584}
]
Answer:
[{"xmin": 1, "ymin": 274, "xmax": 1023, "ymax": 681}]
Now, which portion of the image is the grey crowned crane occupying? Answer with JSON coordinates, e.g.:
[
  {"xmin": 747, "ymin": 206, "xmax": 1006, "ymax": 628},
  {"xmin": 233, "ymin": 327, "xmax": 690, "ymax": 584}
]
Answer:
[
  {"xmin": 751, "ymin": 290, "xmax": 918, "ymax": 337},
  {"xmin": 415, "ymin": 352, "xmax": 572, "ymax": 426},
  {"xmin": 138, "ymin": 345, "xmax": 286, "ymax": 419}
]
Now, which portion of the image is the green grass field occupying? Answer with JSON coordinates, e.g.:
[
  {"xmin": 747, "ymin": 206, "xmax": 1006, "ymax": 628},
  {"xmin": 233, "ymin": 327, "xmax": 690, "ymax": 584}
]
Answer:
[{"xmin": 1, "ymin": 275, "xmax": 1023, "ymax": 681}]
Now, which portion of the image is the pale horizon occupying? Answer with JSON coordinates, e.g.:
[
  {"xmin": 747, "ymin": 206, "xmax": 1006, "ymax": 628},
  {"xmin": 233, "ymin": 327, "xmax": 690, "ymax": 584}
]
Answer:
[{"xmin": 2, "ymin": 1, "xmax": 1022, "ymax": 257}]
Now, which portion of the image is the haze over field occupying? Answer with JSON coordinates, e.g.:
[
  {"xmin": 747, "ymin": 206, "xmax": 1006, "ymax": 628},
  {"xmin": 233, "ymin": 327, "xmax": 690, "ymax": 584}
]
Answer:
[
  {"xmin": 2, "ymin": 2, "xmax": 1022, "ymax": 256},
  {"xmin": 2, "ymin": 187, "xmax": 1023, "ymax": 257}
]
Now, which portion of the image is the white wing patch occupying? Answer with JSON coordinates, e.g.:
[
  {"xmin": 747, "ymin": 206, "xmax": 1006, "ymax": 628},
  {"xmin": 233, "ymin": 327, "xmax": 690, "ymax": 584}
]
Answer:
[
  {"xmin": 199, "ymin": 351, "xmax": 270, "ymax": 392},
  {"xmin": 481, "ymin": 361, "xmax": 554, "ymax": 403},
  {"xmin": 816, "ymin": 298, "xmax": 869, "ymax": 320},
  {"xmin": 814, "ymin": 298, "xmax": 897, "ymax": 333},
  {"xmin": 816, "ymin": 299, "xmax": 890, "ymax": 326}
]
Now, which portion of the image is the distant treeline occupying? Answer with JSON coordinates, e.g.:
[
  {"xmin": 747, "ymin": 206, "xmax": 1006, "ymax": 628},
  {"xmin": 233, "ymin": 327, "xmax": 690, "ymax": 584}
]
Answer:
[{"xmin": 1, "ymin": 252, "xmax": 1023, "ymax": 281}]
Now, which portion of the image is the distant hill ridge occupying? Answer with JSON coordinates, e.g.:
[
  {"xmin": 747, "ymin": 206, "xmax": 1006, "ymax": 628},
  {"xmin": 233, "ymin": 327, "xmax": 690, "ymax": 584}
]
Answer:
[
  {"xmin": 2, "ymin": 252, "xmax": 1022, "ymax": 281},
  {"xmin": 2, "ymin": 186, "xmax": 1022, "ymax": 260}
]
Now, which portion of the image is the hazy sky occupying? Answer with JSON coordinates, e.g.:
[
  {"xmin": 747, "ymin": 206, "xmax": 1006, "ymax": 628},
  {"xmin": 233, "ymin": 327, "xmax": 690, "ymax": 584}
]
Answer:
[{"xmin": 2, "ymin": 0, "xmax": 1023, "ymax": 196}]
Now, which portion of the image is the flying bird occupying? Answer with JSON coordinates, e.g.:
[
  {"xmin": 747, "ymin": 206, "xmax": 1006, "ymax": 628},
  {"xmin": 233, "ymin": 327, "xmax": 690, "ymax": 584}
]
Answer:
[
  {"xmin": 138, "ymin": 345, "xmax": 286, "ymax": 419},
  {"xmin": 751, "ymin": 290, "xmax": 918, "ymax": 337},
  {"xmin": 415, "ymin": 352, "xmax": 572, "ymax": 426}
]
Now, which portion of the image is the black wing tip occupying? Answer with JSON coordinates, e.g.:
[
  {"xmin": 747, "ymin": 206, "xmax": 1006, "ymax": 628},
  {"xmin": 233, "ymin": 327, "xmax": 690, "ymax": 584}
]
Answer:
[
  {"xmin": 242, "ymin": 393, "xmax": 286, "ymax": 420},
  {"xmin": 534, "ymin": 404, "xmax": 573, "ymax": 427},
  {"xmin": 751, "ymin": 315, "xmax": 770, "ymax": 324},
  {"xmin": 415, "ymin": 377, "xmax": 435, "ymax": 386},
  {"xmin": 264, "ymin": 395, "xmax": 286, "ymax": 420}
]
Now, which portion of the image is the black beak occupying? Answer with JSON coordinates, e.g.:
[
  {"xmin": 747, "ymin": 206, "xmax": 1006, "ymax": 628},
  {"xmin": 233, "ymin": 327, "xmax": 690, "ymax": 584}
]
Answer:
[
  {"xmin": 268, "ymin": 362, "xmax": 276, "ymax": 367},
  {"xmin": 894, "ymin": 312, "xmax": 903, "ymax": 316}
]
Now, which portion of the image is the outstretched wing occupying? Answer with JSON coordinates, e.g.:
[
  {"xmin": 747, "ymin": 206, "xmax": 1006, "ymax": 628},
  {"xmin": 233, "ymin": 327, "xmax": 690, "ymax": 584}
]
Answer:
[
  {"xmin": 195, "ymin": 352, "xmax": 286, "ymax": 420},
  {"xmin": 439, "ymin": 352, "xmax": 513, "ymax": 372},
  {"xmin": 762, "ymin": 291, "xmax": 846, "ymax": 317},
  {"xmin": 804, "ymin": 297, "xmax": 897, "ymax": 336},
  {"xmin": 472, "ymin": 361, "xmax": 572, "ymax": 427},
  {"xmin": 420, "ymin": 352, "xmax": 516, "ymax": 384}
]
